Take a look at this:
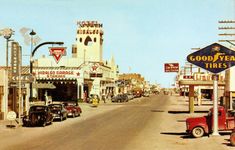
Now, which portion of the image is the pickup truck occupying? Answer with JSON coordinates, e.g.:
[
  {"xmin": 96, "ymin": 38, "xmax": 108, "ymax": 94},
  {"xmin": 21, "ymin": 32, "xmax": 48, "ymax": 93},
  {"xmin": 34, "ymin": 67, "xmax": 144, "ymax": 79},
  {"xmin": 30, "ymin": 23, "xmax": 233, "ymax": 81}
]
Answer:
[
  {"xmin": 186, "ymin": 106, "xmax": 235, "ymax": 138},
  {"xmin": 231, "ymin": 129, "xmax": 235, "ymax": 146}
]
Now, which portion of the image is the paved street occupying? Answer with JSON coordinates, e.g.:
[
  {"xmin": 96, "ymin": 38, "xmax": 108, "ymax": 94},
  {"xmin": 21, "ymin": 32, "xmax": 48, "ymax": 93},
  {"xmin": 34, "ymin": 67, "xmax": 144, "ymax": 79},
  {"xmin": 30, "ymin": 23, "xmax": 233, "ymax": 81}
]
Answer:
[{"xmin": 0, "ymin": 94, "xmax": 233, "ymax": 150}]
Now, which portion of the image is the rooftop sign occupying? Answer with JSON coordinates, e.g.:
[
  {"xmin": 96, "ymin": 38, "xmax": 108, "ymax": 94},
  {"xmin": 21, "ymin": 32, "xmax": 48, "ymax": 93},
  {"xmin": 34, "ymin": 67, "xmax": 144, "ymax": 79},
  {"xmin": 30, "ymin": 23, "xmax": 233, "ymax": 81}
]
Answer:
[
  {"xmin": 187, "ymin": 43, "xmax": 235, "ymax": 74},
  {"xmin": 164, "ymin": 63, "xmax": 179, "ymax": 72},
  {"xmin": 49, "ymin": 47, "xmax": 66, "ymax": 64}
]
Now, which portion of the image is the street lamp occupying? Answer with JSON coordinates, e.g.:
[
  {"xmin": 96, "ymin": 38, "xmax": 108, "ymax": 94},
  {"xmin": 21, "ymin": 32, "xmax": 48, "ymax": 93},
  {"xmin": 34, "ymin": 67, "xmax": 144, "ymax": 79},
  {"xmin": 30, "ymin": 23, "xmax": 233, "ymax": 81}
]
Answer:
[
  {"xmin": 29, "ymin": 41, "xmax": 64, "ymax": 101},
  {"xmin": 0, "ymin": 28, "xmax": 14, "ymax": 68}
]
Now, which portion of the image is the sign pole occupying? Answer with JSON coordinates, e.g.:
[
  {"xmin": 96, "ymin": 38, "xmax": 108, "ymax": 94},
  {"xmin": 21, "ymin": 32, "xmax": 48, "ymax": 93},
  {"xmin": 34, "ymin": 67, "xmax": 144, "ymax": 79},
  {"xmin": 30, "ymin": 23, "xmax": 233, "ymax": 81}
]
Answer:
[{"xmin": 212, "ymin": 74, "xmax": 220, "ymax": 136}]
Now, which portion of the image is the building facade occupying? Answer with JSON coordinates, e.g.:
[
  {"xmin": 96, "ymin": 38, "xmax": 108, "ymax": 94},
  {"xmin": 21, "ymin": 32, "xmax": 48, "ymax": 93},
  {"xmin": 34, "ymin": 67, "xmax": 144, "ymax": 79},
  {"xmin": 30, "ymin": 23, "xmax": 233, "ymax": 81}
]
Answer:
[{"xmin": 33, "ymin": 21, "xmax": 119, "ymax": 103}]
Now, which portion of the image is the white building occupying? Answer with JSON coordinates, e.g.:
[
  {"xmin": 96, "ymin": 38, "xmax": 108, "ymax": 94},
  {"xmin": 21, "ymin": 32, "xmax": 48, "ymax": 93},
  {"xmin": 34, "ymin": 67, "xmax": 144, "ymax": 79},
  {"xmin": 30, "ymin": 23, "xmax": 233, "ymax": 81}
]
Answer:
[
  {"xmin": 33, "ymin": 21, "xmax": 119, "ymax": 102},
  {"xmin": 0, "ymin": 69, "xmax": 8, "ymax": 119}
]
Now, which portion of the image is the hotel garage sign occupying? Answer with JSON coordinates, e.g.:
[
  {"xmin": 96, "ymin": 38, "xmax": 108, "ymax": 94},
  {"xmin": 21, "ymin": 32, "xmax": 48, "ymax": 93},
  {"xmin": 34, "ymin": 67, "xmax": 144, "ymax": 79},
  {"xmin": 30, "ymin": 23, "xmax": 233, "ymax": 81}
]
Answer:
[{"xmin": 187, "ymin": 43, "xmax": 235, "ymax": 74}]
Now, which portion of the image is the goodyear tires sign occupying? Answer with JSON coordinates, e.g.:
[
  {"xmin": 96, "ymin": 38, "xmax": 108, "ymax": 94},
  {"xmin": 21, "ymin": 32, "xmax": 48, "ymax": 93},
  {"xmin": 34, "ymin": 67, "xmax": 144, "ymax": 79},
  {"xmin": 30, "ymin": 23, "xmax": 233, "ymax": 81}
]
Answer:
[{"xmin": 187, "ymin": 43, "xmax": 235, "ymax": 74}]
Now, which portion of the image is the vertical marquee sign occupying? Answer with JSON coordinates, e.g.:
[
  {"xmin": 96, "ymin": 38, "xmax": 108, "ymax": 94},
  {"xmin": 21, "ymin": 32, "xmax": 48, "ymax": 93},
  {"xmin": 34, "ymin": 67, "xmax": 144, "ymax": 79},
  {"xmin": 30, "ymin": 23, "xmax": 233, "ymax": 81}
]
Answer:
[
  {"xmin": 49, "ymin": 47, "xmax": 67, "ymax": 64},
  {"xmin": 187, "ymin": 43, "xmax": 235, "ymax": 136},
  {"xmin": 11, "ymin": 42, "xmax": 21, "ymax": 80}
]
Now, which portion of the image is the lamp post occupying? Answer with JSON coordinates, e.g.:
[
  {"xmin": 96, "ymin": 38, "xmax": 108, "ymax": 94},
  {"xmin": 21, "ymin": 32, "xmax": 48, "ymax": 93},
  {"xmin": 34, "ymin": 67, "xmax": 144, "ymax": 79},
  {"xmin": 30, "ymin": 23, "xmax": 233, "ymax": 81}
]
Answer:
[
  {"xmin": 0, "ymin": 28, "xmax": 14, "ymax": 68},
  {"xmin": 0, "ymin": 28, "xmax": 14, "ymax": 120},
  {"xmin": 29, "ymin": 42, "xmax": 64, "ymax": 101}
]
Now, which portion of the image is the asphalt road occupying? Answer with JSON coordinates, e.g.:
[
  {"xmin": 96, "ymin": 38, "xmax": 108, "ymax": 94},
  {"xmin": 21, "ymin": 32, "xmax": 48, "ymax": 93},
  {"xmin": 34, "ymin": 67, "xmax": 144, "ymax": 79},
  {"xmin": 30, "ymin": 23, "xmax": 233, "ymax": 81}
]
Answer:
[
  {"xmin": 1, "ymin": 95, "xmax": 234, "ymax": 150},
  {"xmin": 2, "ymin": 95, "xmax": 169, "ymax": 150}
]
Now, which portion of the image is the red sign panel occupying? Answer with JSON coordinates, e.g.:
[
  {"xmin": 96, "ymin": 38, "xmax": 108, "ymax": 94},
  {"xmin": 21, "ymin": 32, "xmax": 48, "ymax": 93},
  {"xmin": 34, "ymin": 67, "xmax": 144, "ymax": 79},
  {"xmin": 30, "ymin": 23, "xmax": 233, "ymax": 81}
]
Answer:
[
  {"xmin": 164, "ymin": 63, "xmax": 179, "ymax": 72},
  {"xmin": 49, "ymin": 47, "xmax": 66, "ymax": 63}
]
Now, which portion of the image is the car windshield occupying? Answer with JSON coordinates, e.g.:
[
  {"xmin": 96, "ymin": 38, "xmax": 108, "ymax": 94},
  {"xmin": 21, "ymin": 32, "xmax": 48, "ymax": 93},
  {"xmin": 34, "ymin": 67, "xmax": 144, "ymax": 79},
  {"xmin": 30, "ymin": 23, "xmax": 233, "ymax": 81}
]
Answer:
[
  {"xmin": 49, "ymin": 104, "xmax": 62, "ymax": 110},
  {"xmin": 30, "ymin": 106, "xmax": 46, "ymax": 112}
]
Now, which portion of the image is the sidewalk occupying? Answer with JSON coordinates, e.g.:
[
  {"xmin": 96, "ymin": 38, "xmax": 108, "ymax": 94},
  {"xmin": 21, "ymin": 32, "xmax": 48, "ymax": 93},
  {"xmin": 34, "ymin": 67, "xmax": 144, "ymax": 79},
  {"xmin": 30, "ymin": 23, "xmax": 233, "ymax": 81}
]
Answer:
[
  {"xmin": 0, "ymin": 100, "xmax": 118, "ymax": 131},
  {"xmin": 168, "ymin": 95, "xmax": 213, "ymax": 113},
  {"xmin": 162, "ymin": 94, "xmax": 234, "ymax": 150}
]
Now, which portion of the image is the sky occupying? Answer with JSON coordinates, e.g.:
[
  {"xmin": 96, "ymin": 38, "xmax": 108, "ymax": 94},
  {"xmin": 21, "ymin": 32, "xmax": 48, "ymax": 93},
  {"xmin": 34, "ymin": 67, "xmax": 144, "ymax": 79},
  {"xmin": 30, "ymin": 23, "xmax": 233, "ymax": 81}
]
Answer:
[{"xmin": 0, "ymin": 0, "xmax": 235, "ymax": 87}]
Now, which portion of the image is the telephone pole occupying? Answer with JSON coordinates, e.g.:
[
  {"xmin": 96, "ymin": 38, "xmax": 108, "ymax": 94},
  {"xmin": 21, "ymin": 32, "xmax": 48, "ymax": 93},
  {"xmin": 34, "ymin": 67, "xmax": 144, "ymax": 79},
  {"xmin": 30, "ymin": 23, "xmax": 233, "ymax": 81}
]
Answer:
[{"xmin": 218, "ymin": 20, "xmax": 235, "ymax": 110}]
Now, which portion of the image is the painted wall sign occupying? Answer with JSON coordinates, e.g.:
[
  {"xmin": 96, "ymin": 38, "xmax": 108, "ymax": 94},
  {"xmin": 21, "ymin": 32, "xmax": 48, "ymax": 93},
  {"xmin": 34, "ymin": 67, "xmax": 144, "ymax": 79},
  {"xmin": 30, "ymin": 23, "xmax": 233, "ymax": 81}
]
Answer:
[
  {"xmin": 187, "ymin": 43, "xmax": 235, "ymax": 74},
  {"xmin": 49, "ymin": 47, "xmax": 66, "ymax": 63},
  {"xmin": 34, "ymin": 69, "xmax": 81, "ymax": 79}
]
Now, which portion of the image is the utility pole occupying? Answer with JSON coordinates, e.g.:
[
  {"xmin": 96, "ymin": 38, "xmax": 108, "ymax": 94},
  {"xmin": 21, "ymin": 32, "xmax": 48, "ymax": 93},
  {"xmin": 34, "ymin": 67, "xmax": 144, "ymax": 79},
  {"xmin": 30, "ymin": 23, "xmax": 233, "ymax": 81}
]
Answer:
[{"xmin": 218, "ymin": 20, "xmax": 235, "ymax": 110}]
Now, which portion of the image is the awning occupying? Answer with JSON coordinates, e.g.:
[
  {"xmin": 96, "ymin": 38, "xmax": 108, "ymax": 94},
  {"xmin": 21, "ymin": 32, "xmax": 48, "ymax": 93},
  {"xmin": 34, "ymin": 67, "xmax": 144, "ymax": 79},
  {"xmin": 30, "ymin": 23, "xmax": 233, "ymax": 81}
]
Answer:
[
  {"xmin": 33, "ymin": 83, "xmax": 56, "ymax": 89},
  {"xmin": 179, "ymin": 80, "xmax": 225, "ymax": 86}
]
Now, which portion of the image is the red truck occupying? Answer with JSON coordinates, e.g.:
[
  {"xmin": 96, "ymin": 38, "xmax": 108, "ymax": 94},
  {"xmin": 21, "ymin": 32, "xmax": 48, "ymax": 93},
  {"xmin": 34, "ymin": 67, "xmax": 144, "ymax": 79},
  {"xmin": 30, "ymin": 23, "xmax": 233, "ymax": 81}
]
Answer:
[
  {"xmin": 186, "ymin": 106, "xmax": 235, "ymax": 138},
  {"xmin": 231, "ymin": 129, "xmax": 235, "ymax": 146}
]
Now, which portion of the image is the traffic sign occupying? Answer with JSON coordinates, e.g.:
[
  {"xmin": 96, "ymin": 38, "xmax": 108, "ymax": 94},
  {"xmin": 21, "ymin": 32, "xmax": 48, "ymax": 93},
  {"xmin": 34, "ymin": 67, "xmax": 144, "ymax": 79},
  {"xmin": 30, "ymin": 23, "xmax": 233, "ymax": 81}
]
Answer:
[
  {"xmin": 187, "ymin": 43, "xmax": 235, "ymax": 74},
  {"xmin": 49, "ymin": 47, "xmax": 66, "ymax": 64},
  {"xmin": 7, "ymin": 111, "xmax": 16, "ymax": 121}
]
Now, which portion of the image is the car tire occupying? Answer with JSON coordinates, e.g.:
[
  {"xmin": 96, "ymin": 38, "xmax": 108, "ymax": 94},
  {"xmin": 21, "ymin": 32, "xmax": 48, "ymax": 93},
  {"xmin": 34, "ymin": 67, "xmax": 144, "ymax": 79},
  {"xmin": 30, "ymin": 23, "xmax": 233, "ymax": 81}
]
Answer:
[
  {"xmin": 192, "ymin": 127, "xmax": 204, "ymax": 138},
  {"xmin": 230, "ymin": 132, "xmax": 235, "ymax": 146},
  {"xmin": 42, "ymin": 122, "xmax": 46, "ymax": 127}
]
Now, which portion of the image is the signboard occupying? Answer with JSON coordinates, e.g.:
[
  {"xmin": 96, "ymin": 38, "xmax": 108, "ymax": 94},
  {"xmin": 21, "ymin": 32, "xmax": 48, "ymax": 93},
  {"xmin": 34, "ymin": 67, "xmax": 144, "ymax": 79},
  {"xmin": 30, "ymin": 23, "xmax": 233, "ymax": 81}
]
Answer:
[
  {"xmin": 90, "ymin": 73, "xmax": 103, "ymax": 78},
  {"xmin": 187, "ymin": 43, "xmax": 235, "ymax": 74},
  {"xmin": 183, "ymin": 75, "xmax": 193, "ymax": 79},
  {"xmin": 7, "ymin": 111, "xmax": 16, "ymax": 121},
  {"xmin": 49, "ymin": 47, "xmax": 66, "ymax": 64},
  {"xmin": 164, "ymin": 63, "xmax": 179, "ymax": 72},
  {"xmin": 34, "ymin": 69, "xmax": 81, "ymax": 79},
  {"xmin": 11, "ymin": 42, "xmax": 21, "ymax": 77}
]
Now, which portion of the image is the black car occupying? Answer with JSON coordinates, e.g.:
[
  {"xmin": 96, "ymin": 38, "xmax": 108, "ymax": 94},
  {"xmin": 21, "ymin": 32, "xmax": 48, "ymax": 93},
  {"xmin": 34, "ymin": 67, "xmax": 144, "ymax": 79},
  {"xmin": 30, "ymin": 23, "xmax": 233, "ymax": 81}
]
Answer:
[
  {"xmin": 111, "ymin": 94, "xmax": 128, "ymax": 103},
  {"xmin": 22, "ymin": 105, "xmax": 53, "ymax": 127},
  {"xmin": 48, "ymin": 104, "xmax": 68, "ymax": 121}
]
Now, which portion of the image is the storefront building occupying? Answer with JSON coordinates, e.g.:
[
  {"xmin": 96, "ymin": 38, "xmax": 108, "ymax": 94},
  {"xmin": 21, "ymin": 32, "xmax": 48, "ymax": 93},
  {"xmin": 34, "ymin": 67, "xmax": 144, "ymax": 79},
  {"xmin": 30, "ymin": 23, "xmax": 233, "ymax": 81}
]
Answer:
[{"xmin": 33, "ymin": 21, "xmax": 119, "ymax": 102}]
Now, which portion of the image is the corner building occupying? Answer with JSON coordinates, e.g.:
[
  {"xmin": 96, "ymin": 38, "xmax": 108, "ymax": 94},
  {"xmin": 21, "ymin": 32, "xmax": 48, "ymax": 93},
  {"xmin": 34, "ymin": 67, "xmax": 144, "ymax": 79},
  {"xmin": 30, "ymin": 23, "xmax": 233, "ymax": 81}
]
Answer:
[{"xmin": 34, "ymin": 21, "xmax": 119, "ymax": 102}]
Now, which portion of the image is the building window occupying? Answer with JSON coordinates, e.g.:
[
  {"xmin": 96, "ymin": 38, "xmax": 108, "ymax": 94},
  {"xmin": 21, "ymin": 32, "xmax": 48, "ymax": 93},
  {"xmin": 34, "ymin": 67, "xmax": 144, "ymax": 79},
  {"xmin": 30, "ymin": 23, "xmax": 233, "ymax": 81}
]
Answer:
[
  {"xmin": 94, "ymin": 38, "xmax": 96, "ymax": 42},
  {"xmin": 84, "ymin": 36, "xmax": 93, "ymax": 46},
  {"xmin": 72, "ymin": 46, "xmax": 77, "ymax": 54},
  {"xmin": 79, "ymin": 38, "xmax": 82, "ymax": 43}
]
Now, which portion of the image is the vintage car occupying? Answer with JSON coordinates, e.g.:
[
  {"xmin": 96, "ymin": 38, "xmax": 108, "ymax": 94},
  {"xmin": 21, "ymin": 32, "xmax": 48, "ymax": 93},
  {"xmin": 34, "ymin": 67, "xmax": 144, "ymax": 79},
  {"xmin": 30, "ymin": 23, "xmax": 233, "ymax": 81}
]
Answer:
[
  {"xmin": 111, "ymin": 94, "xmax": 128, "ymax": 103},
  {"xmin": 186, "ymin": 106, "xmax": 235, "ymax": 138},
  {"xmin": 64, "ymin": 102, "xmax": 82, "ymax": 118},
  {"xmin": 22, "ymin": 105, "xmax": 53, "ymax": 127},
  {"xmin": 48, "ymin": 104, "xmax": 68, "ymax": 121}
]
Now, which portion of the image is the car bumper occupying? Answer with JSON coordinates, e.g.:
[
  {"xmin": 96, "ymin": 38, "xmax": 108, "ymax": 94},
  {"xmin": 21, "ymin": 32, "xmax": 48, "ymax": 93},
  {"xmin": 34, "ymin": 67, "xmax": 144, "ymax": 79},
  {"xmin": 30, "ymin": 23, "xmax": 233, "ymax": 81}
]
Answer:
[
  {"xmin": 67, "ymin": 112, "xmax": 74, "ymax": 116},
  {"xmin": 52, "ymin": 114, "xmax": 61, "ymax": 119}
]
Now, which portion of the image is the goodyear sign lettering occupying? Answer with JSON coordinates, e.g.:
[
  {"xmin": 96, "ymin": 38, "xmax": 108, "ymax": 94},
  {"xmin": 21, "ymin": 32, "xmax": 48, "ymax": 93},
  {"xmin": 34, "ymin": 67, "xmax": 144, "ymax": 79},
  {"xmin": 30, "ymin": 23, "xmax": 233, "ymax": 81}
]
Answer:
[{"xmin": 187, "ymin": 43, "xmax": 235, "ymax": 74}]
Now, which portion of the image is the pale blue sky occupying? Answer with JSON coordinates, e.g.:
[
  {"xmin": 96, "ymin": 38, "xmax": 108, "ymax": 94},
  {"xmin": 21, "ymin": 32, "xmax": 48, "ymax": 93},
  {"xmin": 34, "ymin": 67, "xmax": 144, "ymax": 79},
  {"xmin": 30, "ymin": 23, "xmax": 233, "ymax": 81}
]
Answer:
[{"xmin": 0, "ymin": 0, "xmax": 234, "ymax": 87}]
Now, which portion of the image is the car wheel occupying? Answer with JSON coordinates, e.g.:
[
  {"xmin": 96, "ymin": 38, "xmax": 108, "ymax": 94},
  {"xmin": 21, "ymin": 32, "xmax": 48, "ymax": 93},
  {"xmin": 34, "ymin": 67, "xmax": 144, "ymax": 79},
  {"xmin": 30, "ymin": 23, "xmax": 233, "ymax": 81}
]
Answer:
[
  {"xmin": 42, "ymin": 122, "xmax": 46, "ymax": 127},
  {"xmin": 230, "ymin": 132, "xmax": 235, "ymax": 146},
  {"xmin": 192, "ymin": 127, "xmax": 204, "ymax": 138}
]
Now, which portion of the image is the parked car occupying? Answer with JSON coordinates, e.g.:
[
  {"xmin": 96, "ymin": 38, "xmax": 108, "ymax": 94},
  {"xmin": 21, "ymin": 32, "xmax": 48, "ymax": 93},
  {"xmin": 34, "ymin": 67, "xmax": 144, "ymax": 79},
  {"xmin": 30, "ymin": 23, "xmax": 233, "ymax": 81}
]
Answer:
[
  {"xmin": 127, "ymin": 93, "xmax": 134, "ymax": 100},
  {"xmin": 64, "ymin": 102, "xmax": 82, "ymax": 118},
  {"xmin": 22, "ymin": 105, "xmax": 53, "ymax": 127},
  {"xmin": 143, "ymin": 91, "xmax": 150, "ymax": 97},
  {"xmin": 133, "ymin": 89, "xmax": 143, "ymax": 98},
  {"xmin": 111, "ymin": 94, "xmax": 122, "ymax": 103},
  {"xmin": 122, "ymin": 94, "xmax": 129, "ymax": 102},
  {"xmin": 48, "ymin": 104, "xmax": 68, "ymax": 121},
  {"xmin": 111, "ymin": 94, "xmax": 128, "ymax": 103}
]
